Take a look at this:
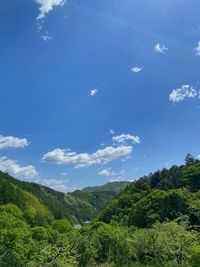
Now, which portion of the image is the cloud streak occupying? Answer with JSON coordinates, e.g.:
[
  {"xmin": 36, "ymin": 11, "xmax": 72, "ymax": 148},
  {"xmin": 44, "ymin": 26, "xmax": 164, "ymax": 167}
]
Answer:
[
  {"xmin": 130, "ymin": 66, "xmax": 143, "ymax": 73},
  {"xmin": 112, "ymin": 134, "xmax": 141, "ymax": 144}
]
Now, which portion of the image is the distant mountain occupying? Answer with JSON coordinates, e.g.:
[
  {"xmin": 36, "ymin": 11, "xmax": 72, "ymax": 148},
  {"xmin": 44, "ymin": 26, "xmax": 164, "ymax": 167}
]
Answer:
[
  {"xmin": 70, "ymin": 181, "xmax": 130, "ymax": 212},
  {"xmin": 0, "ymin": 172, "xmax": 129, "ymax": 223},
  {"xmin": 82, "ymin": 181, "xmax": 130, "ymax": 193}
]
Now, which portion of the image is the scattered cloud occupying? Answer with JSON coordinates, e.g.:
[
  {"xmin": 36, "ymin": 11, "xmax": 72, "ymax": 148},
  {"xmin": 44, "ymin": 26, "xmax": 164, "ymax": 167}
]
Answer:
[
  {"xmin": 169, "ymin": 84, "xmax": 198, "ymax": 103},
  {"xmin": 130, "ymin": 66, "xmax": 143, "ymax": 73},
  {"xmin": 89, "ymin": 89, "xmax": 98, "ymax": 97},
  {"xmin": 112, "ymin": 134, "xmax": 141, "ymax": 145},
  {"xmin": 0, "ymin": 135, "xmax": 29, "ymax": 150},
  {"xmin": 0, "ymin": 156, "xmax": 37, "ymax": 178},
  {"xmin": 42, "ymin": 145, "xmax": 133, "ymax": 168},
  {"xmin": 35, "ymin": 0, "xmax": 67, "ymax": 20},
  {"xmin": 197, "ymin": 155, "xmax": 200, "ymax": 160},
  {"xmin": 195, "ymin": 41, "xmax": 200, "ymax": 56},
  {"xmin": 109, "ymin": 128, "xmax": 115, "ymax": 135},
  {"xmin": 154, "ymin": 43, "xmax": 168, "ymax": 54},
  {"xmin": 41, "ymin": 32, "xmax": 53, "ymax": 41}
]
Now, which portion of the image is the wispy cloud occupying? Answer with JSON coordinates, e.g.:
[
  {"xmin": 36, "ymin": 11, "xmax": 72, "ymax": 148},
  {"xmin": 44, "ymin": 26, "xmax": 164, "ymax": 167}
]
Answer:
[
  {"xmin": 154, "ymin": 43, "xmax": 168, "ymax": 54},
  {"xmin": 0, "ymin": 156, "xmax": 37, "ymax": 178},
  {"xmin": 130, "ymin": 66, "xmax": 143, "ymax": 73},
  {"xmin": 112, "ymin": 133, "xmax": 141, "ymax": 145},
  {"xmin": 98, "ymin": 167, "xmax": 124, "ymax": 177},
  {"xmin": 0, "ymin": 135, "xmax": 29, "ymax": 150},
  {"xmin": 89, "ymin": 89, "xmax": 98, "ymax": 97},
  {"xmin": 41, "ymin": 32, "xmax": 53, "ymax": 41},
  {"xmin": 109, "ymin": 128, "xmax": 115, "ymax": 135},
  {"xmin": 34, "ymin": 177, "xmax": 70, "ymax": 192},
  {"xmin": 195, "ymin": 41, "xmax": 200, "ymax": 56},
  {"xmin": 35, "ymin": 0, "xmax": 67, "ymax": 20},
  {"xmin": 169, "ymin": 85, "xmax": 198, "ymax": 103}
]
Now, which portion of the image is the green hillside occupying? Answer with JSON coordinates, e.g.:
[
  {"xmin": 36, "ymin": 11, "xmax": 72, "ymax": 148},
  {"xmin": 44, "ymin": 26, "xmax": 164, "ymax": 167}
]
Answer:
[
  {"xmin": 98, "ymin": 154, "xmax": 200, "ymax": 228},
  {"xmin": 0, "ymin": 172, "xmax": 129, "ymax": 224},
  {"xmin": 71, "ymin": 181, "xmax": 130, "ymax": 212},
  {"xmin": 1, "ymin": 154, "xmax": 200, "ymax": 266}
]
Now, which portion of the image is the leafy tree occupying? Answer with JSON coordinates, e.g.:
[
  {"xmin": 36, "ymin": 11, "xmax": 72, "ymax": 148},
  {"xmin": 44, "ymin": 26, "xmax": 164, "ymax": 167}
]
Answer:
[
  {"xmin": 128, "ymin": 189, "xmax": 190, "ymax": 227},
  {"xmin": 52, "ymin": 219, "xmax": 73, "ymax": 234},
  {"xmin": 190, "ymin": 245, "xmax": 200, "ymax": 267},
  {"xmin": 181, "ymin": 163, "xmax": 200, "ymax": 190},
  {"xmin": 185, "ymin": 153, "xmax": 195, "ymax": 166}
]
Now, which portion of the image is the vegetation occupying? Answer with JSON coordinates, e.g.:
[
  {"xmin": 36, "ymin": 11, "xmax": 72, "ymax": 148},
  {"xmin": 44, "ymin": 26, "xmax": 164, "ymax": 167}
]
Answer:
[
  {"xmin": 1, "ymin": 154, "xmax": 200, "ymax": 266},
  {"xmin": 0, "ymin": 172, "xmax": 128, "ymax": 224}
]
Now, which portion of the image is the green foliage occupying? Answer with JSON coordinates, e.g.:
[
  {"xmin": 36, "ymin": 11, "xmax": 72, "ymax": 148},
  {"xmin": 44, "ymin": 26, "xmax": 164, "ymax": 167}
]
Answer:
[
  {"xmin": 1, "ymin": 155, "xmax": 200, "ymax": 266},
  {"xmin": 128, "ymin": 188, "xmax": 190, "ymax": 227},
  {"xmin": 52, "ymin": 219, "xmax": 73, "ymax": 234},
  {"xmin": 181, "ymin": 163, "xmax": 200, "ymax": 190},
  {"xmin": 0, "ymin": 171, "xmax": 127, "ymax": 224},
  {"xmin": 190, "ymin": 245, "xmax": 200, "ymax": 267}
]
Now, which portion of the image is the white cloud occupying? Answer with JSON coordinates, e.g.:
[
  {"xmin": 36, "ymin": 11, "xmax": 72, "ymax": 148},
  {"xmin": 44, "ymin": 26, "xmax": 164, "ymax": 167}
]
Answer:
[
  {"xmin": 0, "ymin": 156, "xmax": 37, "ymax": 178},
  {"xmin": 34, "ymin": 177, "xmax": 70, "ymax": 192},
  {"xmin": 42, "ymin": 145, "xmax": 133, "ymax": 168},
  {"xmin": 90, "ymin": 89, "xmax": 98, "ymax": 97},
  {"xmin": 98, "ymin": 168, "xmax": 112, "ymax": 176},
  {"xmin": 35, "ymin": 0, "xmax": 67, "ymax": 20},
  {"xmin": 0, "ymin": 135, "xmax": 29, "ymax": 150},
  {"xmin": 130, "ymin": 66, "xmax": 143, "ymax": 73},
  {"xmin": 195, "ymin": 41, "xmax": 200, "ymax": 56},
  {"xmin": 154, "ymin": 43, "xmax": 168, "ymax": 54},
  {"xmin": 169, "ymin": 85, "xmax": 198, "ymax": 103},
  {"xmin": 109, "ymin": 176, "xmax": 124, "ymax": 182},
  {"xmin": 112, "ymin": 134, "xmax": 141, "ymax": 144}
]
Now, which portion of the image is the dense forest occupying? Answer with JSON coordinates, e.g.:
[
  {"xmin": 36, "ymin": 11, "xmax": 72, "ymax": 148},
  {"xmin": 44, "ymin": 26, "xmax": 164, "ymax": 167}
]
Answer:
[{"xmin": 1, "ymin": 154, "xmax": 200, "ymax": 266}]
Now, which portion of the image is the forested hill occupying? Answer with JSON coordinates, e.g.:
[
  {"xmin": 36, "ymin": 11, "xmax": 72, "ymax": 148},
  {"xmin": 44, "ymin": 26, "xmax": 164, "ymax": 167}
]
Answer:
[
  {"xmin": 1, "ymin": 154, "xmax": 200, "ymax": 266},
  {"xmin": 0, "ymin": 171, "xmax": 129, "ymax": 224},
  {"xmin": 98, "ymin": 154, "xmax": 200, "ymax": 228},
  {"xmin": 71, "ymin": 181, "xmax": 130, "ymax": 213}
]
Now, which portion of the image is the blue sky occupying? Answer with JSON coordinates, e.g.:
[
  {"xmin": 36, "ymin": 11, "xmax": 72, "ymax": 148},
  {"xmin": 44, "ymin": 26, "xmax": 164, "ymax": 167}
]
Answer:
[{"xmin": 0, "ymin": 0, "xmax": 200, "ymax": 191}]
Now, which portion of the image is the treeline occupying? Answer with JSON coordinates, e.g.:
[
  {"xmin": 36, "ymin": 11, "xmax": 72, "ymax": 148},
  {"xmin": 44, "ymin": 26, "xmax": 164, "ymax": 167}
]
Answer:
[{"xmin": 98, "ymin": 154, "xmax": 200, "ymax": 229}]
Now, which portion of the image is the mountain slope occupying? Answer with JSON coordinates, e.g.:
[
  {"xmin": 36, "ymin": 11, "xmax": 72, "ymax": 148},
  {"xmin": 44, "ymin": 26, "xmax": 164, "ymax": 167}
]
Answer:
[
  {"xmin": 71, "ymin": 181, "xmax": 130, "ymax": 212},
  {"xmin": 98, "ymin": 155, "xmax": 200, "ymax": 228},
  {"xmin": 0, "ymin": 171, "xmax": 129, "ymax": 223}
]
